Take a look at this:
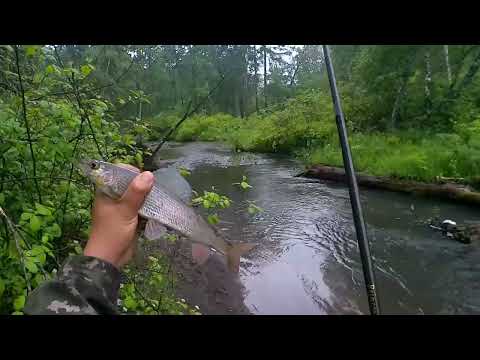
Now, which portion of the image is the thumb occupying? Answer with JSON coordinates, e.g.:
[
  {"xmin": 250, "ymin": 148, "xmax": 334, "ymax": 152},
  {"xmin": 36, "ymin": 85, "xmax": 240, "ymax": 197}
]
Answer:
[{"xmin": 120, "ymin": 171, "xmax": 154, "ymax": 216}]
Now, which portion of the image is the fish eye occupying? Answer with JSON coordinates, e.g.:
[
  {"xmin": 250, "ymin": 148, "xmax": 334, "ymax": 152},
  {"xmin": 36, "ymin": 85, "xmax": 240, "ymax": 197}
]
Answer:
[{"xmin": 90, "ymin": 161, "xmax": 99, "ymax": 170}]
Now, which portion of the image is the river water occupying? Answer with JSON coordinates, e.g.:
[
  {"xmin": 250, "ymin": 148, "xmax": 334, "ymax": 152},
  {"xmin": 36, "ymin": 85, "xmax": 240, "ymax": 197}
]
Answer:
[{"xmin": 157, "ymin": 141, "xmax": 480, "ymax": 315}]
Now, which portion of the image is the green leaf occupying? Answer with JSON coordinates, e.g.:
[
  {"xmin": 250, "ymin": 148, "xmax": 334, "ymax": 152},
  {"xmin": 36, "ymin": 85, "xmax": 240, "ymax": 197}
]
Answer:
[
  {"xmin": 247, "ymin": 203, "xmax": 263, "ymax": 215},
  {"xmin": 179, "ymin": 167, "xmax": 191, "ymax": 177},
  {"xmin": 45, "ymin": 64, "xmax": 56, "ymax": 74},
  {"xmin": 8, "ymin": 238, "xmax": 19, "ymax": 259},
  {"xmin": 11, "ymin": 311, "xmax": 24, "ymax": 315},
  {"xmin": 202, "ymin": 199, "xmax": 210, "ymax": 209},
  {"xmin": 49, "ymin": 223, "xmax": 61, "ymax": 238},
  {"xmin": 0, "ymin": 278, "xmax": 5, "ymax": 298},
  {"xmin": 80, "ymin": 64, "xmax": 94, "ymax": 77},
  {"xmin": 240, "ymin": 181, "xmax": 252, "ymax": 190},
  {"xmin": 41, "ymin": 234, "xmax": 50, "ymax": 244},
  {"xmin": 0, "ymin": 193, "xmax": 4, "ymax": 205},
  {"xmin": 25, "ymin": 259, "xmax": 38, "ymax": 273},
  {"xmin": 20, "ymin": 212, "xmax": 32, "ymax": 222},
  {"xmin": 135, "ymin": 152, "xmax": 143, "ymax": 167},
  {"xmin": 207, "ymin": 214, "xmax": 219, "ymax": 225},
  {"xmin": 25, "ymin": 45, "xmax": 39, "ymax": 57},
  {"xmin": 35, "ymin": 203, "xmax": 52, "ymax": 216},
  {"xmin": 29, "ymin": 215, "xmax": 42, "ymax": 233},
  {"xmin": 13, "ymin": 295, "xmax": 25, "ymax": 311},
  {"xmin": 124, "ymin": 297, "xmax": 138, "ymax": 310}
]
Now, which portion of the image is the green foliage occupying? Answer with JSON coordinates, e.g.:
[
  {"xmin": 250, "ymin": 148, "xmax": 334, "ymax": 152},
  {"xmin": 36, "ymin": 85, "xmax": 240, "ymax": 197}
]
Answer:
[
  {"xmin": 119, "ymin": 255, "xmax": 200, "ymax": 315},
  {"xmin": 151, "ymin": 84, "xmax": 480, "ymax": 184},
  {"xmin": 192, "ymin": 189, "xmax": 232, "ymax": 210},
  {"xmin": 303, "ymin": 131, "xmax": 480, "ymax": 183},
  {"xmin": 4, "ymin": 44, "xmax": 480, "ymax": 315},
  {"xmin": 178, "ymin": 167, "xmax": 191, "ymax": 177},
  {"xmin": 233, "ymin": 175, "xmax": 252, "ymax": 190},
  {"xmin": 0, "ymin": 45, "xmax": 156, "ymax": 314},
  {"xmin": 247, "ymin": 201, "xmax": 263, "ymax": 215}
]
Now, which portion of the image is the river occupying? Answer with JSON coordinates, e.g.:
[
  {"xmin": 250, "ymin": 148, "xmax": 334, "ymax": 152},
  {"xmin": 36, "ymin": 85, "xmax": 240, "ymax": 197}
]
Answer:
[{"xmin": 156, "ymin": 141, "xmax": 480, "ymax": 315}]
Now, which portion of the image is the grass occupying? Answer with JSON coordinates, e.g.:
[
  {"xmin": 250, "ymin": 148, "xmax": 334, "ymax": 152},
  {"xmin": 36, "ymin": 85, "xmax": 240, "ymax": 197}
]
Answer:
[
  {"xmin": 301, "ymin": 132, "xmax": 480, "ymax": 183},
  {"xmin": 149, "ymin": 91, "xmax": 480, "ymax": 185}
]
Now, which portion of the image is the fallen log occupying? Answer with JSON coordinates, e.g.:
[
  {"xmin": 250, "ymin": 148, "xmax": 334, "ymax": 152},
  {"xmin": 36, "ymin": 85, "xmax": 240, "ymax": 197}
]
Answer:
[{"xmin": 298, "ymin": 164, "xmax": 480, "ymax": 206}]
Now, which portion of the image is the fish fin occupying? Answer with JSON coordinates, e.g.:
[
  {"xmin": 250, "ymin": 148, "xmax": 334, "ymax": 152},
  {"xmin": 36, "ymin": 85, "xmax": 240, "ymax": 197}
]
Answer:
[
  {"xmin": 152, "ymin": 167, "xmax": 192, "ymax": 203},
  {"xmin": 144, "ymin": 219, "xmax": 167, "ymax": 240},
  {"xmin": 226, "ymin": 243, "xmax": 256, "ymax": 273},
  {"xmin": 191, "ymin": 243, "xmax": 211, "ymax": 265}
]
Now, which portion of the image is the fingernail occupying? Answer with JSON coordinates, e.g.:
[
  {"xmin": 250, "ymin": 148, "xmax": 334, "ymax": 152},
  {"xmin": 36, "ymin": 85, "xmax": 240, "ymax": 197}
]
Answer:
[{"xmin": 138, "ymin": 171, "xmax": 154, "ymax": 187}]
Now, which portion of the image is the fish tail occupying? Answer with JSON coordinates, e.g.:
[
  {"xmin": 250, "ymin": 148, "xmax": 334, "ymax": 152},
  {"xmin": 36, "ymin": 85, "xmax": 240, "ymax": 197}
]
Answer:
[{"xmin": 226, "ymin": 243, "xmax": 256, "ymax": 273}]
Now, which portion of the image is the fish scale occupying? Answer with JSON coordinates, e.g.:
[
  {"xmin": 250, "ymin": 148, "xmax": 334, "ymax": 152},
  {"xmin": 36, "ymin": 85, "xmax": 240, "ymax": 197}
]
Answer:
[
  {"xmin": 102, "ymin": 162, "xmax": 220, "ymax": 248},
  {"xmin": 79, "ymin": 159, "xmax": 255, "ymax": 272}
]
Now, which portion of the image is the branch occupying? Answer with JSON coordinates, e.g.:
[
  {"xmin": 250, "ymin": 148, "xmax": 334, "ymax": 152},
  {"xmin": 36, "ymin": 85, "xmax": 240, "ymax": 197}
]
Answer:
[
  {"xmin": 31, "ymin": 51, "xmax": 137, "ymax": 103},
  {"xmin": 70, "ymin": 72, "xmax": 105, "ymax": 159},
  {"xmin": 149, "ymin": 73, "xmax": 228, "ymax": 159},
  {"xmin": 124, "ymin": 272, "xmax": 161, "ymax": 314},
  {"xmin": 60, "ymin": 118, "xmax": 87, "ymax": 234},
  {"xmin": 0, "ymin": 206, "xmax": 31, "ymax": 292},
  {"xmin": 53, "ymin": 46, "xmax": 105, "ymax": 160},
  {"xmin": 14, "ymin": 45, "xmax": 42, "ymax": 204}
]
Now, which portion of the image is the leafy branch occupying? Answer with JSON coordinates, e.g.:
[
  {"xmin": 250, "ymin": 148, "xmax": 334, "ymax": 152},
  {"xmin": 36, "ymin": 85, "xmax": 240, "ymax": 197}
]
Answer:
[{"xmin": 14, "ymin": 45, "xmax": 42, "ymax": 204}]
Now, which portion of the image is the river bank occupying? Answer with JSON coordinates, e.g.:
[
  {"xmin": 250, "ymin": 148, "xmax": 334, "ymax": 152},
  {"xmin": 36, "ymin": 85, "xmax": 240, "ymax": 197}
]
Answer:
[
  {"xmin": 144, "ymin": 141, "xmax": 480, "ymax": 314},
  {"xmin": 299, "ymin": 164, "xmax": 480, "ymax": 206}
]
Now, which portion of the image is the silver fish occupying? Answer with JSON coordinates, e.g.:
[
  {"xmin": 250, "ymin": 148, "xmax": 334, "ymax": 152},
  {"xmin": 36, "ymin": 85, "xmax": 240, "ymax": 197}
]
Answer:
[{"xmin": 79, "ymin": 159, "xmax": 255, "ymax": 272}]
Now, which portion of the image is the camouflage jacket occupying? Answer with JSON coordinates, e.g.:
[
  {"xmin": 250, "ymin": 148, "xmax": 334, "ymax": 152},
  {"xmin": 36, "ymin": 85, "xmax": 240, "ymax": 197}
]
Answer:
[{"xmin": 24, "ymin": 256, "xmax": 121, "ymax": 315}]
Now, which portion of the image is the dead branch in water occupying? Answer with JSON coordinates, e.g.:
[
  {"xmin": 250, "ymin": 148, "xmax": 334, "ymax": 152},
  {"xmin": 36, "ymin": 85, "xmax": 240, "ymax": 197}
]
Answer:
[{"xmin": 299, "ymin": 164, "xmax": 480, "ymax": 206}]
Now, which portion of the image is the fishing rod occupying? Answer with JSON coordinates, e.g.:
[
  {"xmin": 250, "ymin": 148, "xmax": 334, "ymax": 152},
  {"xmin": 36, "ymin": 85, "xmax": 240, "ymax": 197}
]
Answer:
[{"xmin": 322, "ymin": 45, "xmax": 380, "ymax": 315}]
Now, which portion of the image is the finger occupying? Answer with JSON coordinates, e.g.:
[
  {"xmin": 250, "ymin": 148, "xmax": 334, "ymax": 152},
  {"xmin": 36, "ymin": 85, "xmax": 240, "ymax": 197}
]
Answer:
[{"xmin": 119, "ymin": 171, "xmax": 154, "ymax": 215}]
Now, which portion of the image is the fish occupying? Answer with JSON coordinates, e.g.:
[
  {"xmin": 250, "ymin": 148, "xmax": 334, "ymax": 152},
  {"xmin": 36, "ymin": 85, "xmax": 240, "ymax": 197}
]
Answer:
[{"xmin": 79, "ymin": 159, "xmax": 255, "ymax": 272}]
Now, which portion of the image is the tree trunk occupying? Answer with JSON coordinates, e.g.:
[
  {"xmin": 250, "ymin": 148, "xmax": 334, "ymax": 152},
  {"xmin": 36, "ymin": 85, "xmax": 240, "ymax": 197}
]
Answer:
[
  {"xmin": 263, "ymin": 45, "xmax": 267, "ymax": 108},
  {"xmin": 432, "ymin": 46, "xmax": 480, "ymax": 117},
  {"xmin": 136, "ymin": 81, "xmax": 142, "ymax": 120},
  {"xmin": 239, "ymin": 46, "xmax": 247, "ymax": 118},
  {"xmin": 191, "ymin": 47, "xmax": 197, "ymax": 106},
  {"xmin": 289, "ymin": 62, "xmax": 300, "ymax": 88},
  {"xmin": 253, "ymin": 45, "xmax": 259, "ymax": 113},
  {"xmin": 391, "ymin": 52, "xmax": 417, "ymax": 129},
  {"xmin": 451, "ymin": 48, "xmax": 480, "ymax": 98},
  {"xmin": 444, "ymin": 45, "xmax": 452, "ymax": 85},
  {"xmin": 439, "ymin": 47, "xmax": 480, "ymax": 113},
  {"xmin": 170, "ymin": 45, "xmax": 178, "ymax": 106},
  {"xmin": 424, "ymin": 50, "xmax": 433, "ymax": 118},
  {"xmin": 299, "ymin": 165, "xmax": 480, "ymax": 206}
]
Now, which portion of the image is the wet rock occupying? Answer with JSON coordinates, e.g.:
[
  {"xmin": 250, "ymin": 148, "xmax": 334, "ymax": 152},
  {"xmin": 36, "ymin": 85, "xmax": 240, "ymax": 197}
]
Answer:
[
  {"xmin": 441, "ymin": 219, "xmax": 457, "ymax": 232},
  {"xmin": 429, "ymin": 218, "xmax": 480, "ymax": 244}
]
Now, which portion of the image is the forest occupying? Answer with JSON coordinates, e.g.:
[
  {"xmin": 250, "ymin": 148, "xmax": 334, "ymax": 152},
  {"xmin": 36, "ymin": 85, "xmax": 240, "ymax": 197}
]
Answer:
[{"xmin": 1, "ymin": 45, "xmax": 480, "ymax": 315}]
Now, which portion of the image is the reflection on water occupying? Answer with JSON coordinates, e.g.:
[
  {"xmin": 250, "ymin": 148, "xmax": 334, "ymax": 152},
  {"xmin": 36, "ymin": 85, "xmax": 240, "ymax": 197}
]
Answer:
[{"xmin": 158, "ymin": 142, "xmax": 480, "ymax": 315}]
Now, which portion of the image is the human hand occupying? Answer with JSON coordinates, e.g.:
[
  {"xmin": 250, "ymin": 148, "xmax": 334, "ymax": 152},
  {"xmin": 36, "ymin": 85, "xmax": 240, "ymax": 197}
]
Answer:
[{"xmin": 84, "ymin": 164, "xmax": 154, "ymax": 269}]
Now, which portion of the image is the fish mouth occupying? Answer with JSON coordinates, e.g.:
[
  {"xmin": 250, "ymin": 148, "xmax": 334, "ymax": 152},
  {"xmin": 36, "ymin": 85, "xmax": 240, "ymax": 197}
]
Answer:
[{"xmin": 77, "ymin": 158, "xmax": 95, "ymax": 176}]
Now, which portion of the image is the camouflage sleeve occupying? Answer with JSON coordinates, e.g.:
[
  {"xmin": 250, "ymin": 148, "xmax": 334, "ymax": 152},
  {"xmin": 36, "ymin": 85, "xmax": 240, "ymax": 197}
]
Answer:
[{"xmin": 24, "ymin": 256, "xmax": 121, "ymax": 315}]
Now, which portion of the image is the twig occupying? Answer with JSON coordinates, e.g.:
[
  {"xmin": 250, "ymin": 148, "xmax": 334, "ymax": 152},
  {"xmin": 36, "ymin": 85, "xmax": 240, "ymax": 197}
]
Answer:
[
  {"xmin": 14, "ymin": 45, "xmax": 42, "ymax": 204},
  {"xmin": 70, "ymin": 72, "xmax": 105, "ymax": 159},
  {"xmin": 53, "ymin": 46, "xmax": 105, "ymax": 159},
  {"xmin": 149, "ymin": 72, "xmax": 228, "ymax": 159},
  {"xmin": 60, "ymin": 134, "xmax": 85, "ymax": 234},
  {"xmin": 124, "ymin": 272, "xmax": 161, "ymax": 314},
  {"xmin": 30, "ymin": 51, "xmax": 136, "ymax": 102},
  {"xmin": 0, "ymin": 206, "xmax": 31, "ymax": 292}
]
